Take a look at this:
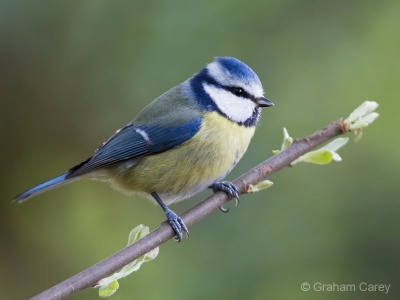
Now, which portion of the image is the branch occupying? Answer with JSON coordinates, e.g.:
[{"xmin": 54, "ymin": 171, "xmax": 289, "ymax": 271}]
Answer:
[{"xmin": 31, "ymin": 119, "xmax": 347, "ymax": 300}]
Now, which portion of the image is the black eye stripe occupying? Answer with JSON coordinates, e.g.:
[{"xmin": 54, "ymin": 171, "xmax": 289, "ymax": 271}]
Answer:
[
  {"xmin": 199, "ymin": 73, "xmax": 255, "ymax": 100},
  {"xmin": 231, "ymin": 87, "xmax": 244, "ymax": 96},
  {"xmin": 227, "ymin": 86, "xmax": 253, "ymax": 99}
]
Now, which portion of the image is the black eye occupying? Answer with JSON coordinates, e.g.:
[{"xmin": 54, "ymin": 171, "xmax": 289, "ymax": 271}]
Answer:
[{"xmin": 232, "ymin": 87, "xmax": 245, "ymax": 97}]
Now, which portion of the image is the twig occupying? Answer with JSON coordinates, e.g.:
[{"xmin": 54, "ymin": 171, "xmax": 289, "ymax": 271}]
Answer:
[{"xmin": 30, "ymin": 119, "xmax": 346, "ymax": 300}]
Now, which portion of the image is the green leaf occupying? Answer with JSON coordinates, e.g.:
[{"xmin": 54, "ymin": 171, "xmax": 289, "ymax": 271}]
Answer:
[
  {"xmin": 297, "ymin": 150, "xmax": 334, "ymax": 164},
  {"xmin": 99, "ymin": 281, "xmax": 119, "ymax": 298},
  {"xmin": 292, "ymin": 138, "xmax": 349, "ymax": 165},
  {"xmin": 95, "ymin": 225, "xmax": 159, "ymax": 298},
  {"xmin": 344, "ymin": 101, "xmax": 379, "ymax": 130},
  {"xmin": 246, "ymin": 180, "xmax": 274, "ymax": 193},
  {"xmin": 273, "ymin": 128, "xmax": 293, "ymax": 154}
]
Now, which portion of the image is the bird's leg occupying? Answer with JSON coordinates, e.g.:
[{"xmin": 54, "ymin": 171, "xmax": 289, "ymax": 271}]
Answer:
[
  {"xmin": 151, "ymin": 192, "xmax": 189, "ymax": 242},
  {"xmin": 209, "ymin": 181, "xmax": 240, "ymax": 213}
]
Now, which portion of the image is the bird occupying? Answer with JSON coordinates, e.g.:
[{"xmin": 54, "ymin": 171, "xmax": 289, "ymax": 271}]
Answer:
[{"xmin": 14, "ymin": 57, "xmax": 273, "ymax": 241}]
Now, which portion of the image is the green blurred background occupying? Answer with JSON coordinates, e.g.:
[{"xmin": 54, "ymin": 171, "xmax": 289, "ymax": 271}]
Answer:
[{"xmin": 1, "ymin": 0, "xmax": 399, "ymax": 299}]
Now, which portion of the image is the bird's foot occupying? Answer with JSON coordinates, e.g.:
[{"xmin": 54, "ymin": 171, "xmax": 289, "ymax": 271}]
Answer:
[
  {"xmin": 164, "ymin": 208, "xmax": 189, "ymax": 242},
  {"xmin": 210, "ymin": 181, "xmax": 240, "ymax": 212}
]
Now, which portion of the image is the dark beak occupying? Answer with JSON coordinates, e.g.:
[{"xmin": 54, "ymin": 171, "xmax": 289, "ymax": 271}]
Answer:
[{"xmin": 257, "ymin": 97, "xmax": 274, "ymax": 107}]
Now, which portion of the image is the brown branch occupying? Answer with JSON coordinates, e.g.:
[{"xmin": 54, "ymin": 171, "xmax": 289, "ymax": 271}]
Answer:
[{"xmin": 30, "ymin": 119, "xmax": 347, "ymax": 300}]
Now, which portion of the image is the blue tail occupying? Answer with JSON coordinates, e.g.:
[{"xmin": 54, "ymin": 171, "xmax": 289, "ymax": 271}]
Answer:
[{"xmin": 14, "ymin": 172, "xmax": 75, "ymax": 203}]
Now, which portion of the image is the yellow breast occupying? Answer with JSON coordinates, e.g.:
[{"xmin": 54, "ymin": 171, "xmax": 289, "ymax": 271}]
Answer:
[{"xmin": 110, "ymin": 112, "xmax": 256, "ymax": 204}]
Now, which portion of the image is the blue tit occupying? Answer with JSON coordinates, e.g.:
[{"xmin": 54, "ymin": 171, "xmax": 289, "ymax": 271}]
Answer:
[{"xmin": 14, "ymin": 57, "xmax": 273, "ymax": 241}]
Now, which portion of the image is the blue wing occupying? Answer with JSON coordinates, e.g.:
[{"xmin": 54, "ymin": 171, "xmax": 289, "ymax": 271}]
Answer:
[{"xmin": 67, "ymin": 117, "xmax": 202, "ymax": 177}]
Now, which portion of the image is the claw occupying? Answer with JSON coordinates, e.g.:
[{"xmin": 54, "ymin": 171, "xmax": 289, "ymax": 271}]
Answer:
[
  {"xmin": 219, "ymin": 205, "xmax": 229, "ymax": 213},
  {"xmin": 152, "ymin": 191, "xmax": 189, "ymax": 242},
  {"xmin": 165, "ymin": 208, "xmax": 189, "ymax": 242},
  {"xmin": 210, "ymin": 181, "xmax": 240, "ymax": 207}
]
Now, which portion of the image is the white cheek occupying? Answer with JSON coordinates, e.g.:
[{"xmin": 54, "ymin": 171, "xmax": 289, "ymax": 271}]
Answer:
[{"xmin": 203, "ymin": 83, "xmax": 256, "ymax": 123}]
